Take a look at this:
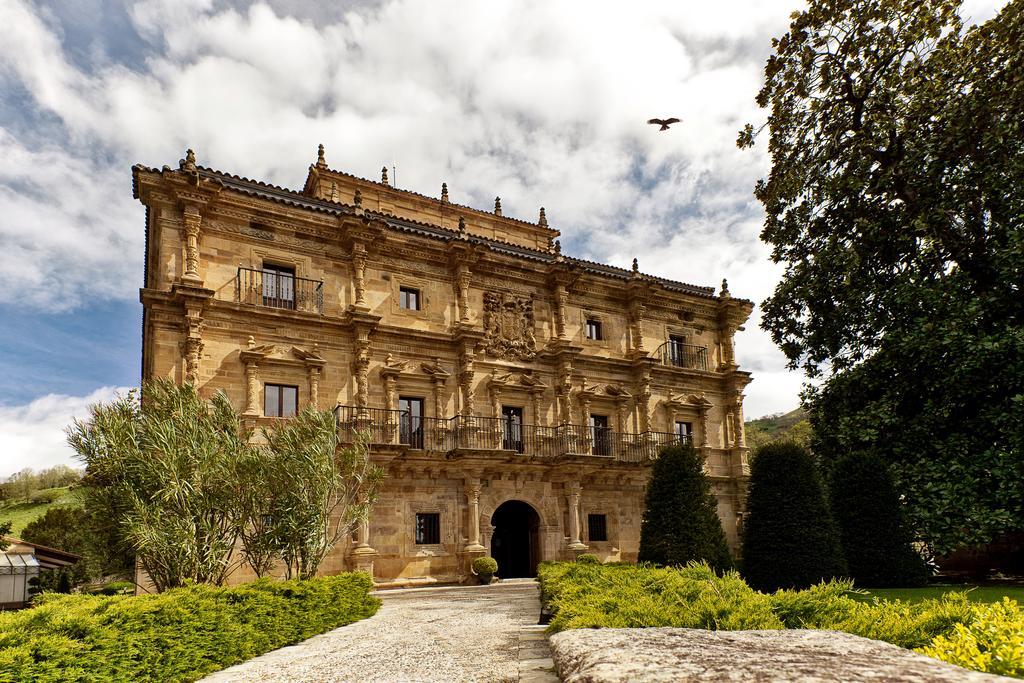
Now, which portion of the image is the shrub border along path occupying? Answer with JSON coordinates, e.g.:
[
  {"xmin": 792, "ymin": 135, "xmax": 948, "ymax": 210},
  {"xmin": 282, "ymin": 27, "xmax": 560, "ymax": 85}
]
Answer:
[
  {"xmin": 0, "ymin": 573, "xmax": 379, "ymax": 683},
  {"xmin": 538, "ymin": 562, "xmax": 1024, "ymax": 679}
]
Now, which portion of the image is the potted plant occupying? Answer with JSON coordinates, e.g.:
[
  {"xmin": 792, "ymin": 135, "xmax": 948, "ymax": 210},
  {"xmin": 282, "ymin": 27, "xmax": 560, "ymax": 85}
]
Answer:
[{"xmin": 472, "ymin": 556, "xmax": 498, "ymax": 585}]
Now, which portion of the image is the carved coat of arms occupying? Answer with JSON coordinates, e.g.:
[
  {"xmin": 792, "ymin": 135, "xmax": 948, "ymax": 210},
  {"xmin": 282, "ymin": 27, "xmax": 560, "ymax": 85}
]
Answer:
[{"xmin": 482, "ymin": 292, "xmax": 537, "ymax": 361}]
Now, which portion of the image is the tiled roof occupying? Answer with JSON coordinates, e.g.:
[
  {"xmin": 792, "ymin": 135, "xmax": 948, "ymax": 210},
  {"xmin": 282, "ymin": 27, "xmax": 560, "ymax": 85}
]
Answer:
[
  {"xmin": 133, "ymin": 163, "xmax": 729, "ymax": 300},
  {"xmin": 306, "ymin": 163, "xmax": 556, "ymax": 234}
]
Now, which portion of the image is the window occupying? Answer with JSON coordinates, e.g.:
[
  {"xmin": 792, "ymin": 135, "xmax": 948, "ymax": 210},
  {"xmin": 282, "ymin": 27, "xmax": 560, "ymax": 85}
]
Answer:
[
  {"xmin": 675, "ymin": 421, "xmax": 693, "ymax": 442},
  {"xmin": 668, "ymin": 334, "xmax": 687, "ymax": 367},
  {"xmin": 502, "ymin": 406, "xmax": 524, "ymax": 453},
  {"xmin": 590, "ymin": 414, "xmax": 611, "ymax": 456},
  {"xmin": 399, "ymin": 286, "xmax": 420, "ymax": 310},
  {"xmin": 588, "ymin": 514, "xmax": 608, "ymax": 542},
  {"xmin": 264, "ymin": 384, "xmax": 298, "ymax": 417},
  {"xmin": 262, "ymin": 264, "xmax": 296, "ymax": 310},
  {"xmin": 585, "ymin": 319, "xmax": 602, "ymax": 340},
  {"xmin": 415, "ymin": 512, "xmax": 440, "ymax": 544},
  {"xmin": 399, "ymin": 397, "xmax": 424, "ymax": 448}
]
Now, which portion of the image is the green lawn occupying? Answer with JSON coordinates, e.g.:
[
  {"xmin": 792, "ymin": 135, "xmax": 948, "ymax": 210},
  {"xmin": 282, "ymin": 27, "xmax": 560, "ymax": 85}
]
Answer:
[
  {"xmin": 0, "ymin": 486, "xmax": 78, "ymax": 535},
  {"xmin": 855, "ymin": 585, "xmax": 1024, "ymax": 604}
]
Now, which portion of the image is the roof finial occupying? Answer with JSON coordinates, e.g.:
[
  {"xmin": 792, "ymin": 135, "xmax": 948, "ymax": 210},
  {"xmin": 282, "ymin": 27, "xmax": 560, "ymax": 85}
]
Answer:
[
  {"xmin": 316, "ymin": 143, "xmax": 327, "ymax": 168},
  {"xmin": 247, "ymin": 335, "xmax": 256, "ymax": 350},
  {"xmin": 179, "ymin": 148, "xmax": 199, "ymax": 186},
  {"xmin": 494, "ymin": 196, "xmax": 502, "ymax": 216},
  {"xmin": 554, "ymin": 239, "xmax": 562, "ymax": 256},
  {"xmin": 441, "ymin": 182, "xmax": 449, "ymax": 203},
  {"xmin": 458, "ymin": 216, "xmax": 467, "ymax": 237},
  {"xmin": 538, "ymin": 207, "xmax": 548, "ymax": 228},
  {"xmin": 721, "ymin": 278, "xmax": 731, "ymax": 298},
  {"xmin": 353, "ymin": 189, "xmax": 362, "ymax": 207},
  {"xmin": 632, "ymin": 257, "xmax": 639, "ymax": 275},
  {"xmin": 381, "ymin": 166, "xmax": 389, "ymax": 185}
]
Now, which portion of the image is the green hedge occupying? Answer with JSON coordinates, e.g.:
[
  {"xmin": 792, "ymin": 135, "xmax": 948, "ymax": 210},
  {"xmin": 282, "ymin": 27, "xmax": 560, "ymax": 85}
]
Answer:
[
  {"xmin": 538, "ymin": 562, "xmax": 1023, "ymax": 678},
  {"xmin": 0, "ymin": 573, "xmax": 380, "ymax": 682}
]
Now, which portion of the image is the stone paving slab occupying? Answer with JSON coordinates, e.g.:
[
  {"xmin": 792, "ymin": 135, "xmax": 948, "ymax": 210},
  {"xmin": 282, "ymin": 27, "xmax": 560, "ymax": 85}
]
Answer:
[
  {"xmin": 550, "ymin": 627, "xmax": 1016, "ymax": 682},
  {"xmin": 202, "ymin": 580, "xmax": 556, "ymax": 683}
]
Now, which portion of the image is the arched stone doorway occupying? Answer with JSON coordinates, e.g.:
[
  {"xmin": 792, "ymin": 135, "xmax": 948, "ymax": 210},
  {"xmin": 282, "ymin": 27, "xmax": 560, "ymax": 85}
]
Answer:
[{"xmin": 490, "ymin": 500, "xmax": 541, "ymax": 578}]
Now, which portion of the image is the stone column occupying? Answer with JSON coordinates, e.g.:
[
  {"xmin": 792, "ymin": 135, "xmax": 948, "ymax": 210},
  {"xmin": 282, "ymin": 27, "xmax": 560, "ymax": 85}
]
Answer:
[
  {"xmin": 307, "ymin": 366, "xmax": 320, "ymax": 409},
  {"xmin": 182, "ymin": 208, "xmax": 202, "ymax": 283},
  {"xmin": 184, "ymin": 337, "xmax": 203, "ymax": 386},
  {"xmin": 351, "ymin": 507, "xmax": 378, "ymax": 577},
  {"xmin": 456, "ymin": 264, "xmax": 471, "ymax": 324},
  {"xmin": 699, "ymin": 406, "xmax": 709, "ymax": 448},
  {"xmin": 566, "ymin": 482, "xmax": 587, "ymax": 551},
  {"xmin": 351, "ymin": 243, "xmax": 368, "ymax": 310},
  {"xmin": 720, "ymin": 325, "xmax": 736, "ymax": 368},
  {"xmin": 733, "ymin": 394, "xmax": 746, "ymax": 448},
  {"xmin": 244, "ymin": 361, "xmax": 260, "ymax": 416},
  {"xmin": 531, "ymin": 390, "xmax": 544, "ymax": 426},
  {"xmin": 464, "ymin": 480, "xmax": 486, "ymax": 552},
  {"xmin": 459, "ymin": 352, "xmax": 475, "ymax": 417},
  {"xmin": 433, "ymin": 379, "xmax": 445, "ymax": 419},
  {"xmin": 554, "ymin": 284, "xmax": 568, "ymax": 340},
  {"xmin": 353, "ymin": 337, "xmax": 371, "ymax": 416},
  {"xmin": 629, "ymin": 301, "xmax": 646, "ymax": 353}
]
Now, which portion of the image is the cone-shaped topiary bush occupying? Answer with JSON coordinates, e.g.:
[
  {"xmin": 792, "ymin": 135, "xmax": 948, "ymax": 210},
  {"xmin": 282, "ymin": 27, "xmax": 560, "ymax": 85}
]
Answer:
[
  {"xmin": 638, "ymin": 443, "xmax": 733, "ymax": 571},
  {"xmin": 829, "ymin": 452, "xmax": 929, "ymax": 587},
  {"xmin": 742, "ymin": 441, "xmax": 846, "ymax": 591}
]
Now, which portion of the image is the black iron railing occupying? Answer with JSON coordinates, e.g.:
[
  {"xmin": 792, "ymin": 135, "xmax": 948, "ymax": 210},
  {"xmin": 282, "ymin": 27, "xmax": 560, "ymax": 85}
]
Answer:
[
  {"xmin": 655, "ymin": 340, "xmax": 708, "ymax": 371},
  {"xmin": 236, "ymin": 266, "xmax": 323, "ymax": 314},
  {"xmin": 335, "ymin": 405, "xmax": 687, "ymax": 462}
]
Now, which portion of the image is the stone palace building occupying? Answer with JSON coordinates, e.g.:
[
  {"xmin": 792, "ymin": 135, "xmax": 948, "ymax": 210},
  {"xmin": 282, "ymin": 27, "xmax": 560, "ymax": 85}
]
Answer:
[{"xmin": 133, "ymin": 147, "xmax": 753, "ymax": 587}]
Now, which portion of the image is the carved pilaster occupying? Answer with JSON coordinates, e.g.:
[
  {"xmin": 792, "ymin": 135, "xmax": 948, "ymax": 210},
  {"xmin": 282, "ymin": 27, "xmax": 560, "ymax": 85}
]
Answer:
[
  {"xmin": 181, "ymin": 207, "xmax": 202, "ymax": 283},
  {"xmin": 720, "ymin": 325, "xmax": 736, "ymax": 368},
  {"xmin": 628, "ymin": 301, "xmax": 646, "ymax": 353},
  {"xmin": 353, "ymin": 338, "xmax": 370, "ymax": 413},
  {"xmin": 351, "ymin": 242, "xmax": 368, "ymax": 311},
  {"xmin": 555, "ymin": 284, "xmax": 568, "ymax": 340},
  {"xmin": 734, "ymin": 393, "xmax": 746, "ymax": 448},
  {"xmin": 456, "ymin": 264, "xmax": 471, "ymax": 324},
  {"xmin": 459, "ymin": 351, "xmax": 475, "ymax": 417}
]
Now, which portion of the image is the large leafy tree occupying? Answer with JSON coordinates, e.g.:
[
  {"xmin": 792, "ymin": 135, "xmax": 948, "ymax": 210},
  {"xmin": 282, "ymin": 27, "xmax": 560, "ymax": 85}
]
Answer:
[{"xmin": 741, "ymin": 0, "xmax": 1024, "ymax": 554}]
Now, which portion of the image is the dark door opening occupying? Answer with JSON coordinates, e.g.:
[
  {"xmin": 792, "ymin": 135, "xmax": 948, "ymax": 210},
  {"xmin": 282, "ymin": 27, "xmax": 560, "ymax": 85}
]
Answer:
[
  {"xmin": 590, "ymin": 414, "xmax": 611, "ymax": 456},
  {"xmin": 501, "ymin": 406, "xmax": 524, "ymax": 452},
  {"xmin": 490, "ymin": 500, "xmax": 540, "ymax": 578},
  {"xmin": 398, "ymin": 396, "xmax": 424, "ymax": 448}
]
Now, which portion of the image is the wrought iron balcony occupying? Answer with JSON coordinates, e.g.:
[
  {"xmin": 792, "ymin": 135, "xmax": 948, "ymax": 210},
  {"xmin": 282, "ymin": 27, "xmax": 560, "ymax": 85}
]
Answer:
[
  {"xmin": 235, "ymin": 266, "xmax": 323, "ymax": 314},
  {"xmin": 334, "ymin": 405, "xmax": 690, "ymax": 463},
  {"xmin": 655, "ymin": 340, "xmax": 709, "ymax": 371}
]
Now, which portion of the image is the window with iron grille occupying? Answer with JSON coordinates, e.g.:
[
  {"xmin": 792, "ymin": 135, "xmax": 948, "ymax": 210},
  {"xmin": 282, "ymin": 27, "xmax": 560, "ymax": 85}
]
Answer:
[
  {"xmin": 399, "ymin": 286, "xmax": 421, "ymax": 310},
  {"xmin": 261, "ymin": 264, "xmax": 296, "ymax": 310},
  {"xmin": 415, "ymin": 512, "xmax": 440, "ymax": 544},
  {"xmin": 588, "ymin": 513, "xmax": 608, "ymax": 542},
  {"xmin": 585, "ymin": 319, "xmax": 602, "ymax": 340},
  {"xmin": 675, "ymin": 421, "xmax": 693, "ymax": 441},
  {"xmin": 264, "ymin": 384, "xmax": 298, "ymax": 418}
]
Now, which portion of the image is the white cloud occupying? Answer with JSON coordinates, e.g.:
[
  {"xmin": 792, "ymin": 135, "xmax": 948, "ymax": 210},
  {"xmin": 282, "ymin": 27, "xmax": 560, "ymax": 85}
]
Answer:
[
  {"xmin": 0, "ymin": 0, "xmax": 1009, "ymax": 430},
  {"xmin": 0, "ymin": 386, "xmax": 129, "ymax": 478}
]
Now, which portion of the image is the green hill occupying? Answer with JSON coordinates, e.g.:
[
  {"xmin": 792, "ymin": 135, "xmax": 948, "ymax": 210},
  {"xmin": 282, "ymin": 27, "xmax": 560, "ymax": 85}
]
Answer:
[
  {"xmin": 745, "ymin": 407, "xmax": 810, "ymax": 450},
  {"xmin": 0, "ymin": 487, "xmax": 79, "ymax": 536}
]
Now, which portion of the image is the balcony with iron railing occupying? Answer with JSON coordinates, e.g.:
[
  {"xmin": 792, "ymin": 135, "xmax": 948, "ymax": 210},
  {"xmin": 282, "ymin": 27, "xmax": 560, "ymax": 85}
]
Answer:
[
  {"xmin": 235, "ymin": 266, "xmax": 324, "ymax": 314},
  {"xmin": 655, "ymin": 340, "xmax": 709, "ymax": 371},
  {"xmin": 334, "ymin": 405, "xmax": 690, "ymax": 463}
]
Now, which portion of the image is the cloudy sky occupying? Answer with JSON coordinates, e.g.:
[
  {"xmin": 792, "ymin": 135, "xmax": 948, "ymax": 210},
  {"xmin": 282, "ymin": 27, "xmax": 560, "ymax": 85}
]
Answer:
[{"xmin": 0, "ymin": 0, "xmax": 1005, "ymax": 477}]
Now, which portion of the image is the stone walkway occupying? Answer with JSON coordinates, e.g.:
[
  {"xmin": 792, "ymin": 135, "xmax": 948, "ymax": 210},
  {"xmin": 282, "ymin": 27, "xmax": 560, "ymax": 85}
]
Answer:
[{"xmin": 202, "ymin": 580, "xmax": 557, "ymax": 683}]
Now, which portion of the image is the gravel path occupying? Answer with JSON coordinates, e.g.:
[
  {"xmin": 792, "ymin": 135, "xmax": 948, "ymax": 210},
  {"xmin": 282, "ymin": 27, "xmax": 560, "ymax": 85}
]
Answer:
[{"xmin": 201, "ymin": 580, "xmax": 557, "ymax": 683}]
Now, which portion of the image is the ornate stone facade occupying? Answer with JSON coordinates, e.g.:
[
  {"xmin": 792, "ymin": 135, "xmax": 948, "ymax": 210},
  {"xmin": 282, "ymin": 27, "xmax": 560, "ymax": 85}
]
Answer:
[{"xmin": 134, "ymin": 147, "xmax": 754, "ymax": 587}]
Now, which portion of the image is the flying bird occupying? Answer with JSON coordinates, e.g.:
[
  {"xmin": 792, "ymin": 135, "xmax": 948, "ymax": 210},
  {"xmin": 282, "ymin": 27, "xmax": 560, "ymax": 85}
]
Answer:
[{"xmin": 647, "ymin": 117, "xmax": 681, "ymax": 131}]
